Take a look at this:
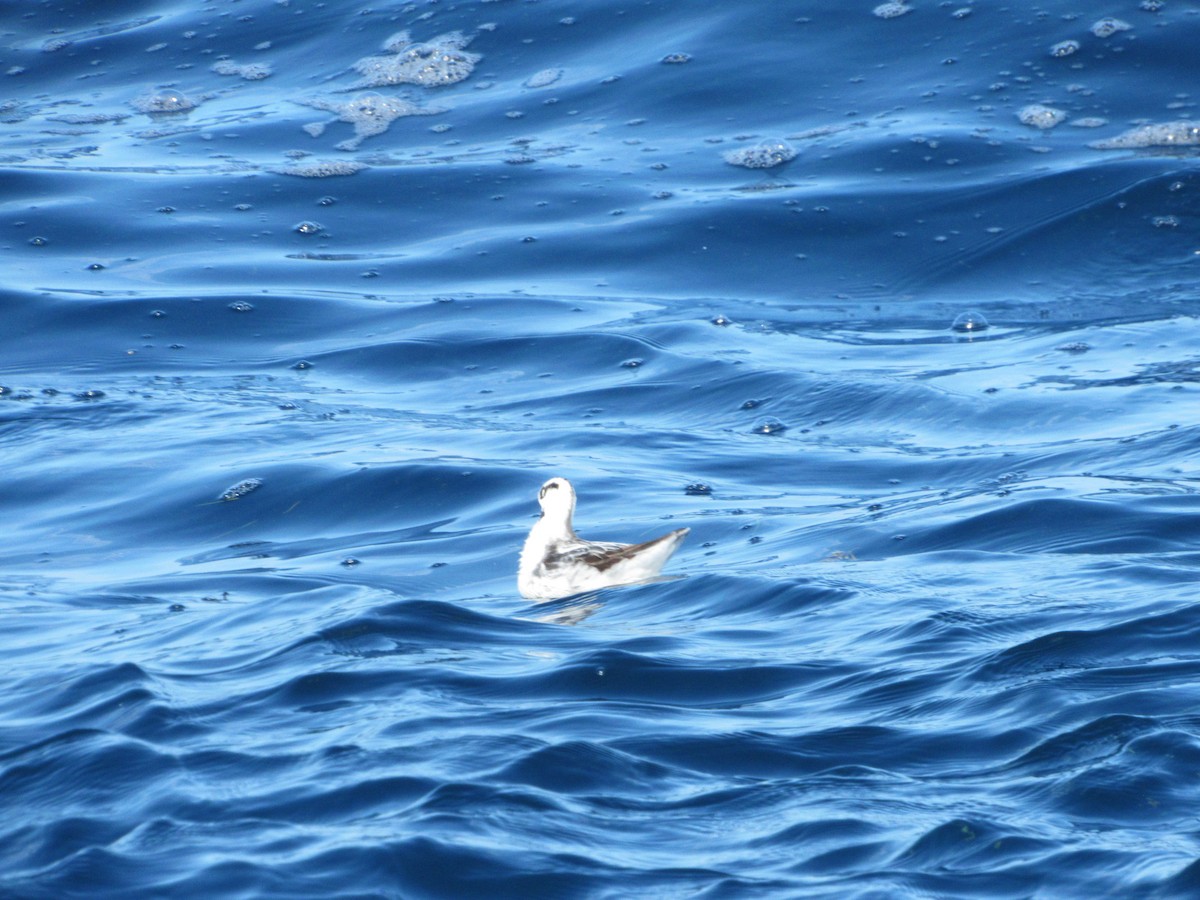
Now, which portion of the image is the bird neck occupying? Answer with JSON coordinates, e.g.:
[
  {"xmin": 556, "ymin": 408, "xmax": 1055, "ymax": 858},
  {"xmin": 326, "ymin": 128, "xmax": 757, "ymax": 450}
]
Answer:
[{"xmin": 533, "ymin": 506, "xmax": 575, "ymax": 542}]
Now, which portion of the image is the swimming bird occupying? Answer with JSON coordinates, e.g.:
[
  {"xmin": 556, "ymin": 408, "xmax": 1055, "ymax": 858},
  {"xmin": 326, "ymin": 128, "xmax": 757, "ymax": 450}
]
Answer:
[{"xmin": 518, "ymin": 477, "xmax": 689, "ymax": 600}]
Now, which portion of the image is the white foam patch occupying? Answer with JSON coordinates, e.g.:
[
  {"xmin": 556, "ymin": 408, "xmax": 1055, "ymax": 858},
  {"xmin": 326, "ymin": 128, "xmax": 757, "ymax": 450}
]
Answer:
[
  {"xmin": 524, "ymin": 68, "xmax": 563, "ymax": 89},
  {"xmin": 1017, "ymin": 104, "xmax": 1066, "ymax": 129},
  {"xmin": 272, "ymin": 159, "xmax": 368, "ymax": 177},
  {"xmin": 1091, "ymin": 121, "xmax": 1200, "ymax": 150},
  {"xmin": 352, "ymin": 31, "xmax": 480, "ymax": 88},
  {"xmin": 131, "ymin": 89, "xmax": 197, "ymax": 114},
  {"xmin": 48, "ymin": 112, "xmax": 129, "ymax": 125},
  {"xmin": 298, "ymin": 92, "xmax": 444, "ymax": 149},
  {"xmin": 723, "ymin": 138, "xmax": 797, "ymax": 169},
  {"xmin": 1091, "ymin": 17, "xmax": 1132, "ymax": 38},
  {"xmin": 873, "ymin": 2, "xmax": 912, "ymax": 19},
  {"xmin": 212, "ymin": 59, "xmax": 272, "ymax": 81}
]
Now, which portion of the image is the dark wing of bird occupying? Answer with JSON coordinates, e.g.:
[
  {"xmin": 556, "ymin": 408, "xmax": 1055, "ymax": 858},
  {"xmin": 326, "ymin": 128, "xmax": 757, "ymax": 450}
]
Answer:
[{"xmin": 571, "ymin": 529, "xmax": 688, "ymax": 573}]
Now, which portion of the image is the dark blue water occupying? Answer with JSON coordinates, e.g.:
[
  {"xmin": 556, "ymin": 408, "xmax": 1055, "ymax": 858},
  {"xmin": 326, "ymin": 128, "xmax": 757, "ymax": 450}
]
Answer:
[{"xmin": 3, "ymin": 1, "xmax": 1200, "ymax": 897}]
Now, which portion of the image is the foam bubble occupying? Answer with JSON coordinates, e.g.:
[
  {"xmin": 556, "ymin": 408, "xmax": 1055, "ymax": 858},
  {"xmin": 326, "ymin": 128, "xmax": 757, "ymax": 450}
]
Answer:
[
  {"xmin": 1091, "ymin": 17, "xmax": 1132, "ymax": 38},
  {"xmin": 751, "ymin": 417, "xmax": 787, "ymax": 435},
  {"xmin": 132, "ymin": 88, "xmax": 197, "ymax": 114},
  {"xmin": 299, "ymin": 92, "xmax": 442, "ymax": 149},
  {"xmin": 1049, "ymin": 40, "xmax": 1080, "ymax": 58},
  {"xmin": 723, "ymin": 138, "xmax": 797, "ymax": 169},
  {"xmin": 524, "ymin": 68, "xmax": 563, "ymax": 88},
  {"xmin": 220, "ymin": 478, "xmax": 262, "ymax": 501},
  {"xmin": 212, "ymin": 59, "xmax": 272, "ymax": 81},
  {"xmin": 873, "ymin": 2, "xmax": 912, "ymax": 19},
  {"xmin": 1090, "ymin": 121, "xmax": 1200, "ymax": 150},
  {"xmin": 1017, "ymin": 104, "xmax": 1066, "ymax": 129},
  {"xmin": 352, "ymin": 31, "xmax": 480, "ymax": 88},
  {"xmin": 1069, "ymin": 117, "xmax": 1107, "ymax": 128},
  {"xmin": 272, "ymin": 159, "xmax": 367, "ymax": 178},
  {"xmin": 951, "ymin": 310, "xmax": 989, "ymax": 332}
]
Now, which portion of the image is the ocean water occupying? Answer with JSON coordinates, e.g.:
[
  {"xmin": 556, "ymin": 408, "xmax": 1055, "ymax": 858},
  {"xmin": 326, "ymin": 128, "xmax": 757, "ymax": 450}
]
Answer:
[{"xmin": 3, "ymin": 1, "xmax": 1200, "ymax": 897}]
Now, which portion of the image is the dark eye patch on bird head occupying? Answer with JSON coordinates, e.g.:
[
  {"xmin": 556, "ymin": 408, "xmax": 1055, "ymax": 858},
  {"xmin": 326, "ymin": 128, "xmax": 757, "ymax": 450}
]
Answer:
[{"xmin": 539, "ymin": 481, "xmax": 560, "ymax": 500}]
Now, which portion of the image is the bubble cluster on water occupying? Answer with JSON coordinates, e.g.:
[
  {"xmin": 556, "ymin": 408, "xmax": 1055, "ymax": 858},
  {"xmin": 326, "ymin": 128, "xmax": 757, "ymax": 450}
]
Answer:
[
  {"xmin": 299, "ymin": 93, "xmax": 441, "ymax": 149},
  {"xmin": 661, "ymin": 53, "xmax": 691, "ymax": 64},
  {"xmin": 951, "ymin": 310, "xmax": 989, "ymax": 332},
  {"xmin": 271, "ymin": 159, "xmax": 367, "ymax": 178},
  {"xmin": 723, "ymin": 138, "xmax": 797, "ymax": 169},
  {"xmin": 1049, "ymin": 40, "xmax": 1080, "ymax": 58},
  {"xmin": 524, "ymin": 68, "xmax": 563, "ymax": 89},
  {"xmin": 131, "ymin": 89, "xmax": 197, "ymax": 114},
  {"xmin": 1017, "ymin": 104, "xmax": 1066, "ymax": 130},
  {"xmin": 211, "ymin": 60, "xmax": 272, "ymax": 81},
  {"xmin": 873, "ymin": 2, "xmax": 912, "ymax": 19},
  {"xmin": 352, "ymin": 31, "xmax": 480, "ymax": 89},
  {"xmin": 293, "ymin": 221, "xmax": 323, "ymax": 235},
  {"xmin": 1091, "ymin": 121, "xmax": 1200, "ymax": 150},
  {"xmin": 220, "ymin": 478, "xmax": 262, "ymax": 501},
  {"xmin": 47, "ymin": 112, "xmax": 129, "ymax": 125},
  {"xmin": 228, "ymin": 300, "xmax": 254, "ymax": 312},
  {"xmin": 1091, "ymin": 18, "xmax": 1132, "ymax": 38}
]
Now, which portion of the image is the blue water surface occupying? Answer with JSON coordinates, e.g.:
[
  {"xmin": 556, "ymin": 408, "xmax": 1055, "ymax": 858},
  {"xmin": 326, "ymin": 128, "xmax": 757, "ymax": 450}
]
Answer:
[{"xmin": 3, "ymin": 1, "xmax": 1200, "ymax": 897}]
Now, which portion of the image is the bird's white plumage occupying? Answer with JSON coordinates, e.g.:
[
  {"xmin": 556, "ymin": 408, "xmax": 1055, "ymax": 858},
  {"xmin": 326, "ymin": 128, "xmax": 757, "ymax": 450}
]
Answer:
[{"xmin": 518, "ymin": 477, "xmax": 689, "ymax": 600}]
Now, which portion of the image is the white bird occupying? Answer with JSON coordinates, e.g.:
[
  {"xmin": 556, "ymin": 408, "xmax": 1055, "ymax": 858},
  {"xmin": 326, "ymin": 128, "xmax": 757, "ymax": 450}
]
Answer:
[{"xmin": 518, "ymin": 477, "xmax": 689, "ymax": 601}]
